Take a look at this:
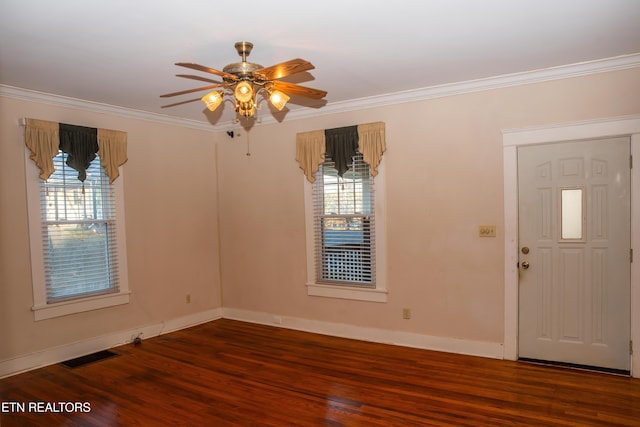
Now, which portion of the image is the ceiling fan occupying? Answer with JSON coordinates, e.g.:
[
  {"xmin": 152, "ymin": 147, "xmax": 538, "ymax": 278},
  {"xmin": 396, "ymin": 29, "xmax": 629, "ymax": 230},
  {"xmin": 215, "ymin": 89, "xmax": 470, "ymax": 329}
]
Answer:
[{"xmin": 161, "ymin": 41, "xmax": 327, "ymax": 119}]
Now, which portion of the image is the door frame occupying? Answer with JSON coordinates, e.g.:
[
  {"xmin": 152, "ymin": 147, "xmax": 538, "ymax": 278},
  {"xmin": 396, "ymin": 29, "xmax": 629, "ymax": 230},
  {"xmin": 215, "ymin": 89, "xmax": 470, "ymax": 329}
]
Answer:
[{"xmin": 502, "ymin": 115, "xmax": 640, "ymax": 377}]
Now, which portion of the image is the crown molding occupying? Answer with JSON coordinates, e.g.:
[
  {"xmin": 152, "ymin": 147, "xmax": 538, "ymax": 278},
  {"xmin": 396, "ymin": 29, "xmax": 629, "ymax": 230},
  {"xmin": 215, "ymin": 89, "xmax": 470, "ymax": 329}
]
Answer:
[
  {"xmin": 0, "ymin": 85, "xmax": 217, "ymax": 132},
  {"xmin": 287, "ymin": 53, "xmax": 640, "ymax": 121},
  {"xmin": 2, "ymin": 54, "xmax": 639, "ymax": 132}
]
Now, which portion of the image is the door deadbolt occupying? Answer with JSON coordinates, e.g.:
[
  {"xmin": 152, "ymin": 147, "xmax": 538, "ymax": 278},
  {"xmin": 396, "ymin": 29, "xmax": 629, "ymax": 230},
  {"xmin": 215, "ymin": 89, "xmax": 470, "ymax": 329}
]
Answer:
[{"xmin": 521, "ymin": 247, "xmax": 530, "ymax": 254}]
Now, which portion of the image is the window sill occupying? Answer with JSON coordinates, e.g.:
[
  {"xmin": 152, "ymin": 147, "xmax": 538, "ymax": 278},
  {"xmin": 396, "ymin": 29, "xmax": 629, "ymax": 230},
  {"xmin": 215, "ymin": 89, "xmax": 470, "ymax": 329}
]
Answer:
[
  {"xmin": 306, "ymin": 283, "xmax": 387, "ymax": 303},
  {"xmin": 32, "ymin": 291, "xmax": 131, "ymax": 321}
]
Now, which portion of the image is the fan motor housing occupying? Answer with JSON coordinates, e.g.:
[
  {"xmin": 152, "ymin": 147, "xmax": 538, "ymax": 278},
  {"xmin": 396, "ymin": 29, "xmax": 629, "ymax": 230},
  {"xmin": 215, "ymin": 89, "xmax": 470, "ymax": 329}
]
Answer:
[{"xmin": 223, "ymin": 61, "xmax": 264, "ymax": 78}]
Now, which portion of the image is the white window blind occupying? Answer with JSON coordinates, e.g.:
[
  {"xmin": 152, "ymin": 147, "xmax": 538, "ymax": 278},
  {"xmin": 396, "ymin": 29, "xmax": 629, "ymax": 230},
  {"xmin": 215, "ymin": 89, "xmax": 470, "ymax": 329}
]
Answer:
[
  {"xmin": 313, "ymin": 152, "xmax": 375, "ymax": 286},
  {"xmin": 41, "ymin": 152, "xmax": 119, "ymax": 302}
]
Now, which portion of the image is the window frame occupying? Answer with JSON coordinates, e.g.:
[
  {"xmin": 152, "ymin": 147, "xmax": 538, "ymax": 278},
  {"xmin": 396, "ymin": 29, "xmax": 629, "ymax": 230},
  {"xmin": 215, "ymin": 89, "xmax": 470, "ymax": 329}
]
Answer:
[
  {"xmin": 24, "ymin": 147, "xmax": 130, "ymax": 321},
  {"xmin": 303, "ymin": 158, "xmax": 387, "ymax": 302}
]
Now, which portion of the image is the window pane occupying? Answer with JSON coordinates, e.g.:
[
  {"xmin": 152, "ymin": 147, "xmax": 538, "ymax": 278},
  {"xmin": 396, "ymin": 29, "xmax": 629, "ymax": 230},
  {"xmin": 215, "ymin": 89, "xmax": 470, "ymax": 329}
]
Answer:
[
  {"xmin": 561, "ymin": 188, "xmax": 583, "ymax": 239},
  {"xmin": 315, "ymin": 153, "xmax": 375, "ymax": 285},
  {"xmin": 41, "ymin": 152, "xmax": 118, "ymax": 302},
  {"xmin": 45, "ymin": 223, "xmax": 112, "ymax": 299}
]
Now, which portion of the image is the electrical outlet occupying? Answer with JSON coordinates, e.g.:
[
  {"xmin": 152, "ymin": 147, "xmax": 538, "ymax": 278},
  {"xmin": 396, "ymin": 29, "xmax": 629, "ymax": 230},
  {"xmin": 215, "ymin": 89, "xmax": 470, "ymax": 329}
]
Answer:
[
  {"xmin": 402, "ymin": 308, "xmax": 411, "ymax": 320},
  {"xmin": 185, "ymin": 294, "xmax": 191, "ymax": 304}
]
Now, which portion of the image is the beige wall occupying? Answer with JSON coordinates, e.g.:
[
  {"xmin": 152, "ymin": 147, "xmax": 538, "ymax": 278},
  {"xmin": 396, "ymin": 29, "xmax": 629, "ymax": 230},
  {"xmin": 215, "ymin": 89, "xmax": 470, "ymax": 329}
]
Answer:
[
  {"xmin": 0, "ymin": 97, "xmax": 222, "ymax": 363},
  {"xmin": 217, "ymin": 68, "xmax": 640, "ymax": 344},
  {"xmin": 1, "ymin": 67, "xmax": 639, "ymax": 373}
]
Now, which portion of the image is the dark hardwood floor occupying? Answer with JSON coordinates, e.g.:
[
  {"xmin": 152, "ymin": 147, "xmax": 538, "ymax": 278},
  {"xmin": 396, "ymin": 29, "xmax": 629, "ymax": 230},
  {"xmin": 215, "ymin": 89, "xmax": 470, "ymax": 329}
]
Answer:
[{"xmin": 1, "ymin": 319, "xmax": 639, "ymax": 426}]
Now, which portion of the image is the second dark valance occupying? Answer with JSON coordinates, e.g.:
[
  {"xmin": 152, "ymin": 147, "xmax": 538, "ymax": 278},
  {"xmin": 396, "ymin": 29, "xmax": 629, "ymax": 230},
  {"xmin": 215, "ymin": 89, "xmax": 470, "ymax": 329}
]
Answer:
[{"xmin": 324, "ymin": 125, "xmax": 359, "ymax": 177}]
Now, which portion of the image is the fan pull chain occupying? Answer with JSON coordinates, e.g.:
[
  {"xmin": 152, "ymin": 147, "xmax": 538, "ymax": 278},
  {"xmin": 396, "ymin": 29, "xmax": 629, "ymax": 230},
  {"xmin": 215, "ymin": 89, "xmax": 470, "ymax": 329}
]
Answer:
[{"xmin": 246, "ymin": 130, "xmax": 251, "ymax": 157}]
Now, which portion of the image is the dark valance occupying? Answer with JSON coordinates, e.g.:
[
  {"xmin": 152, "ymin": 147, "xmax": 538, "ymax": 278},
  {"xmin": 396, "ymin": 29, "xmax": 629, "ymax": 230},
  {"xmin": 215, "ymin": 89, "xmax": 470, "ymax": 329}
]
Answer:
[
  {"xmin": 324, "ymin": 126, "xmax": 359, "ymax": 177},
  {"xmin": 59, "ymin": 123, "xmax": 99, "ymax": 182}
]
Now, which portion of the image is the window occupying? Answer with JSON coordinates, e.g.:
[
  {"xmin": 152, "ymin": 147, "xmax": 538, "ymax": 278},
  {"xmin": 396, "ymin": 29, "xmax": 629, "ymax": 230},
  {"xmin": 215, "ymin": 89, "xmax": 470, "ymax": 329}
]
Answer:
[
  {"xmin": 560, "ymin": 186, "xmax": 585, "ymax": 240},
  {"xmin": 315, "ymin": 152, "xmax": 374, "ymax": 285},
  {"xmin": 304, "ymin": 155, "xmax": 387, "ymax": 302},
  {"xmin": 25, "ymin": 150, "xmax": 129, "ymax": 320}
]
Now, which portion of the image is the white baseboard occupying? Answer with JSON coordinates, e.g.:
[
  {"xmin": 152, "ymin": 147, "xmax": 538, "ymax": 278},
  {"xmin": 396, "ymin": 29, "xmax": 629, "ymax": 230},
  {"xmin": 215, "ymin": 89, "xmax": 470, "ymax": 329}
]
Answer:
[
  {"xmin": 222, "ymin": 308, "xmax": 504, "ymax": 359},
  {"xmin": 1, "ymin": 307, "xmax": 504, "ymax": 379},
  {"xmin": 0, "ymin": 308, "xmax": 223, "ymax": 379}
]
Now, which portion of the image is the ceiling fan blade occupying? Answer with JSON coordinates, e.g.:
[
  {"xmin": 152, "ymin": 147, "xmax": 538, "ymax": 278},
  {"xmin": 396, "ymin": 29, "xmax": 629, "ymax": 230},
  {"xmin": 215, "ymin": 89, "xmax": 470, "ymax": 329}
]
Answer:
[
  {"xmin": 175, "ymin": 62, "xmax": 238, "ymax": 81},
  {"xmin": 270, "ymin": 81, "xmax": 327, "ymax": 99},
  {"xmin": 176, "ymin": 74, "xmax": 223, "ymax": 84},
  {"xmin": 254, "ymin": 59, "xmax": 315, "ymax": 81},
  {"xmin": 160, "ymin": 84, "xmax": 223, "ymax": 98}
]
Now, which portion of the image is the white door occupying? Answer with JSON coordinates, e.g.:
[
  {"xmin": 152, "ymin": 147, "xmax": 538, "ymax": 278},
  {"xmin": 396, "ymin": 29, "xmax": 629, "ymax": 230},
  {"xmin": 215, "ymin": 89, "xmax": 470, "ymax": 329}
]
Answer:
[{"xmin": 518, "ymin": 137, "xmax": 631, "ymax": 371}]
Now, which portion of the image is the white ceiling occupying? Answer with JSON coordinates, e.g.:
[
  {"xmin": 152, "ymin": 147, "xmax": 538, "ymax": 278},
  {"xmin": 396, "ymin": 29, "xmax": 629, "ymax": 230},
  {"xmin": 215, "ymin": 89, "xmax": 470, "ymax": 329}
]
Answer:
[{"xmin": 1, "ymin": 0, "xmax": 639, "ymax": 128}]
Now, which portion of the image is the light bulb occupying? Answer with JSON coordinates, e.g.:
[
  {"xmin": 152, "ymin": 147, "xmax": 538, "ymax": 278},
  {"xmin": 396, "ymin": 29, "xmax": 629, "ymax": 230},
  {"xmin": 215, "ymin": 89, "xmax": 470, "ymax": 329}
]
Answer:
[
  {"xmin": 269, "ymin": 90, "xmax": 290, "ymax": 111},
  {"xmin": 201, "ymin": 91, "xmax": 223, "ymax": 111},
  {"xmin": 234, "ymin": 81, "xmax": 253, "ymax": 103}
]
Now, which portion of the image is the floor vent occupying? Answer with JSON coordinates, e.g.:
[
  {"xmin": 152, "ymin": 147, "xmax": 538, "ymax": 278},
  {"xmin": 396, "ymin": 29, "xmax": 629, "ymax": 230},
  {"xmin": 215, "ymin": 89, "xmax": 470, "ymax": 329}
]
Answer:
[{"xmin": 61, "ymin": 350, "xmax": 119, "ymax": 368}]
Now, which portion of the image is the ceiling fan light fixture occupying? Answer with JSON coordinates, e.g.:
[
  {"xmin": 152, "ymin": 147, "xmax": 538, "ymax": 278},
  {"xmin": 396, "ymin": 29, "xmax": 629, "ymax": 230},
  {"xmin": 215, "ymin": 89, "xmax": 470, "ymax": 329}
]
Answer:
[
  {"xmin": 201, "ymin": 91, "xmax": 223, "ymax": 111},
  {"xmin": 268, "ymin": 89, "xmax": 290, "ymax": 111},
  {"xmin": 234, "ymin": 81, "xmax": 254, "ymax": 103}
]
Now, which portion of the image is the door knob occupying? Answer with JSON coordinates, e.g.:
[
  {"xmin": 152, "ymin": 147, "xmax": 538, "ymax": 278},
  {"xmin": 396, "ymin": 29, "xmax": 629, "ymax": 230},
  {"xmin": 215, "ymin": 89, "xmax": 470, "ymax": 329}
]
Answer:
[{"xmin": 521, "ymin": 261, "xmax": 530, "ymax": 270}]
